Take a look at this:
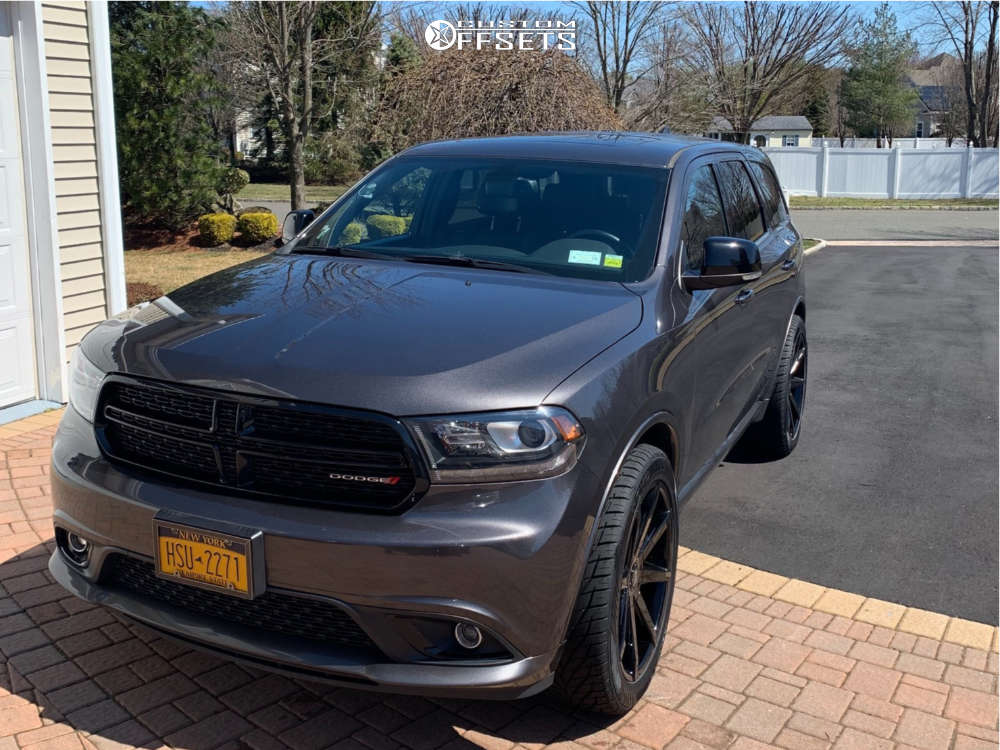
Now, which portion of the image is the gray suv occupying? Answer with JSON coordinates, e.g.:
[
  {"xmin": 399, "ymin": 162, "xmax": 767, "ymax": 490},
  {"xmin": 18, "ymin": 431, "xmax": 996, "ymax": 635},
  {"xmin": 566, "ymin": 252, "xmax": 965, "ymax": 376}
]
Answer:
[{"xmin": 50, "ymin": 133, "xmax": 806, "ymax": 714}]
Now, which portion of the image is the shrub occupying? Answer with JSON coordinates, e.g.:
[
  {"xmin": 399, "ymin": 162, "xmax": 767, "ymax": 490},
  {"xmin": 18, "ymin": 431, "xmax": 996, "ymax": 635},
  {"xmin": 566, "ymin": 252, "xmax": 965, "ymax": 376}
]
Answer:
[
  {"xmin": 237, "ymin": 212, "xmax": 279, "ymax": 244},
  {"xmin": 127, "ymin": 281, "xmax": 163, "ymax": 306},
  {"xmin": 198, "ymin": 213, "xmax": 237, "ymax": 245},
  {"xmin": 366, "ymin": 214, "xmax": 407, "ymax": 239},
  {"xmin": 218, "ymin": 167, "xmax": 250, "ymax": 214},
  {"xmin": 237, "ymin": 206, "xmax": 274, "ymax": 217},
  {"xmin": 340, "ymin": 221, "xmax": 365, "ymax": 245},
  {"xmin": 111, "ymin": 3, "xmax": 223, "ymax": 230}
]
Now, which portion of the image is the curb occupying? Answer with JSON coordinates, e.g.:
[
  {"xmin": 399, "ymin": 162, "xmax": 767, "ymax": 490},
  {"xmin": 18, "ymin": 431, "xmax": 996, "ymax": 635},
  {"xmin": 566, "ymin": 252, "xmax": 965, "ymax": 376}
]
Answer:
[
  {"xmin": 677, "ymin": 545, "xmax": 999, "ymax": 650},
  {"xmin": 791, "ymin": 205, "xmax": 997, "ymax": 211},
  {"xmin": 803, "ymin": 239, "xmax": 826, "ymax": 255}
]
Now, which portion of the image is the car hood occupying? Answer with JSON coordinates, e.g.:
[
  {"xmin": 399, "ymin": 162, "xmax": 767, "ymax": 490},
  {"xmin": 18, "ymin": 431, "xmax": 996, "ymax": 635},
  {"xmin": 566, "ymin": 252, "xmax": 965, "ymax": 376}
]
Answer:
[{"xmin": 89, "ymin": 254, "xmax": 642, "ymax": 415}]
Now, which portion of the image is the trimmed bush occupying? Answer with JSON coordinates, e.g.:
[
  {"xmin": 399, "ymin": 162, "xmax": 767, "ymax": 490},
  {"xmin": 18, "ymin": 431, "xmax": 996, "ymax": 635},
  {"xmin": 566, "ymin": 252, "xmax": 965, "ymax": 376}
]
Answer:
[
  {"xmin": 340, "ymin": 221, "xmax": 365, "ymax": 245},
  {"xmin": 237, "ymin": 212, "xmax": 279, "ymax": 244},
  {"xmin": 237, "ymin": 206, "xmax": 274, "ymax": 217},
  {"xmin": 198, "ymin": 213, "xmax": 237, "ymax": 245},
  {"xmin": 366, "ymin": 214, "xmax": 407, "ymax": 239}
]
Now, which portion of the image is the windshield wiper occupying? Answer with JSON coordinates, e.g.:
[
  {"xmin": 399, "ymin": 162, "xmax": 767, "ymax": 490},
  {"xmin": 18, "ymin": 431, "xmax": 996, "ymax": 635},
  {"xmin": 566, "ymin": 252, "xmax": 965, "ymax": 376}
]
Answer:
[
  {"xmin": 291, "ymin": 245, "xmax": 396, "ymax": 260},
  {"xmin": 401, "ymin": 254, "xmax": 550, "ymax": 275}
]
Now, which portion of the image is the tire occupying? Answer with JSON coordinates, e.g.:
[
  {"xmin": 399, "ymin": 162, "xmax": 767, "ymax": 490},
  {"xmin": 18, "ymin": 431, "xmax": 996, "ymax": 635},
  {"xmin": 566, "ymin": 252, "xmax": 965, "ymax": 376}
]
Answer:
[
  {"xmin": 750, "ymin": 314, "xmax": 807, "ymax": 459},
  {"xmin": 554, "ymin": 444, "xmax": 678, "ymax": 715}
]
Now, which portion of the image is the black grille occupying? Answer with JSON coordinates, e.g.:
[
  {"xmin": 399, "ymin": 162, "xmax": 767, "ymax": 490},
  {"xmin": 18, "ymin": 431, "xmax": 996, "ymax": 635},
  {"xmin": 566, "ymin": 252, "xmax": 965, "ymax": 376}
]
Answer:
[
  {"xmin": 103, "ymin": 554, "xmax": 381, "ymax": 652},
  {"xmin": 96, "ymin": 377, "xmax": 423, "ymax": 512}
]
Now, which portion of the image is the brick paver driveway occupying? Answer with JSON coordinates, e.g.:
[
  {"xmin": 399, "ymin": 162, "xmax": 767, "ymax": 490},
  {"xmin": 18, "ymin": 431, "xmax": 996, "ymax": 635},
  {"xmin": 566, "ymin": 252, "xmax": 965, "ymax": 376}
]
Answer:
[{"xmin": 2, "ymin": 414, "xmax": 997, "ymax": 750}]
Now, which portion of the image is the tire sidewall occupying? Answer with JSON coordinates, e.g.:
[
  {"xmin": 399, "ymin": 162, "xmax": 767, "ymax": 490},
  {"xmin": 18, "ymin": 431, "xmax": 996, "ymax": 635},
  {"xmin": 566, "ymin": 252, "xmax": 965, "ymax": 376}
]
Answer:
[{"xmin": 605, "ymin": 450, "xmax": 678, "ymax": 706}]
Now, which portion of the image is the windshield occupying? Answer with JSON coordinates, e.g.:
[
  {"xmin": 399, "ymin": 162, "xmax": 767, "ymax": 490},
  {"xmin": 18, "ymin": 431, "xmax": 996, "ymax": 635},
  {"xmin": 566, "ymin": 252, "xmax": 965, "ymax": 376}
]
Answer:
[{"xmin": 293, "ymin": 156, "xmax": 669, "ymax": 282}]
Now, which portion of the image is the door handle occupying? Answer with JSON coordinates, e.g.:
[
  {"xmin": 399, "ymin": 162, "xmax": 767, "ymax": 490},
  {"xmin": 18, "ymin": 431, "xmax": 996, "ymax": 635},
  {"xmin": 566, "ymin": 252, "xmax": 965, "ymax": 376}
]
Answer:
[
  {"xmin": 781, "ymin": 259, "xmax": 796, "ymax": 271},
  {"xmin": 734, "ymin": 288, "xmax": 754, "ymax": 305}
]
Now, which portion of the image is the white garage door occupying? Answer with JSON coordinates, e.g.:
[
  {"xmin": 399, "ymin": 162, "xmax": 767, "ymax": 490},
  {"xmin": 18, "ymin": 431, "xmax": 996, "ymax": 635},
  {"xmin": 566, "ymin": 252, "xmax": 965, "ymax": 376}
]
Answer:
[{"xmin": 0, "ymin": 7, "xmax": 37, "ymax": 408}]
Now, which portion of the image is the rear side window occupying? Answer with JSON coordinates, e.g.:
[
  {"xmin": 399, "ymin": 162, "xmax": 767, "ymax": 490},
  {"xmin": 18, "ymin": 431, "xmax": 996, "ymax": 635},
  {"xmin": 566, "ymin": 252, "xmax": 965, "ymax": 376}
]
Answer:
[
  {"xmin": 717, "ymin": 161, "xmax": 765, "ymax": 241},
  {"xmin": 681, "ymin": 165, "xmax": 728, "ymax": 271},
  {"xmin": 748, "ymin": 161, "xmax": 788, "ymax": 228}
]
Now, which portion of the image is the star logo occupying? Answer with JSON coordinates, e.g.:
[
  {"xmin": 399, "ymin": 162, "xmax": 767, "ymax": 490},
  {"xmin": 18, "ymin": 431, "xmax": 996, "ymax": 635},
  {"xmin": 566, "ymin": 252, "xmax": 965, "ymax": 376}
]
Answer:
[{"xmin": 425, "ymin": 20, "xmax": 457, "ymax": 50}]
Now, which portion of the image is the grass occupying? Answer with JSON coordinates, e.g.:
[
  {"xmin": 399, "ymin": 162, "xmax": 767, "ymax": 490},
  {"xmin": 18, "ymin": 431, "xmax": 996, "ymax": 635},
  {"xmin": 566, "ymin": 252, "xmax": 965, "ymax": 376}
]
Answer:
[
  {"xmin": 802, "ymin": 239, "xmax": 821, "ymax": 250},
  {"xmin": 125, "ymin": 247, "xmax": 271, "ymax": 295},
  {"xmin": 240, "ymin": 183, "xmax": 349, "ymax": 203},
  {"xmin": 789, "ymin": 196, "xmax": 997, "ymax": 209}
]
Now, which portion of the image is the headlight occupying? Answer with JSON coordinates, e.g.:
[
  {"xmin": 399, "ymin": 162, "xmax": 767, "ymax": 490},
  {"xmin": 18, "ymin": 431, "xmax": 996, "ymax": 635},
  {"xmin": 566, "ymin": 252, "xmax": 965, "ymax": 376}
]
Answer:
[
  {"xmin": 406, "ymin": 407, "xmax": 585, "ymax": 483},
  {"xmin": 68, "ymin": 347, "xmax": 105, "ymax": 422}
]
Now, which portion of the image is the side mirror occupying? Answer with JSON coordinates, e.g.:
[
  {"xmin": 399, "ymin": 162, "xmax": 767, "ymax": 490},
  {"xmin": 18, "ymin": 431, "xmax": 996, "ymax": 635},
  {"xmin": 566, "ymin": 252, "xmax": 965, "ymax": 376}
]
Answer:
[
  {"xmin": 279, "ymin": 210, "xmax": 315, "ymax": 246},
  {"xmin": 683, "ymin": 236, "xmax": 762, "ymax": 290}
]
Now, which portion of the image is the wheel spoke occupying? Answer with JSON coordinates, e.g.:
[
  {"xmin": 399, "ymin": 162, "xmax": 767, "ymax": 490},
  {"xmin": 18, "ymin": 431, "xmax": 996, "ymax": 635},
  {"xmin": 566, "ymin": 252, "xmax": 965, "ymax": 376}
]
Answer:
[
  {"xmin": 638, "ymin": 514, "xmax": 669, "ymax": 563},
  {"xmin": 635, "ymin": 590, "xmax": 657, "ymax": 637},
  {"xmin": 788, "ymin": 393, "xmax": 801, "ymax": 418},
  {"xmin": 634, "ymin": 508, "xmax": 653, "ymax": 564},
  {"xmin": 790, "ymin": 348, "xmax": 805, "ymax": 375},
  {"xmin": 618, "ymin": 589, "xmax": 629, "ymax": 659},
  {"xmin": 639, "ymin": 564, "xmax": 672, "ymax": 584},
  {"xmin": 629, "ymin": 595, "xmax": 640, "ymax": 677},
  {"xmin": 790, "ymin": 375, "xmax": 805, "ymax": 389}
]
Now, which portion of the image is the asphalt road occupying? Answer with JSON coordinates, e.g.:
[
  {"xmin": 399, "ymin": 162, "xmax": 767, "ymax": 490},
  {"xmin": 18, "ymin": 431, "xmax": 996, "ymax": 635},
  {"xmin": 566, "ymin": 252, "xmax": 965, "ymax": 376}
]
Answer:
[
  {"xmin": 682, "ymin": 243, "xmax": 999, "ymax": 624},
  {"xmin": 793, "ymin": 208, "xmax": 999, "ymax": 241}
]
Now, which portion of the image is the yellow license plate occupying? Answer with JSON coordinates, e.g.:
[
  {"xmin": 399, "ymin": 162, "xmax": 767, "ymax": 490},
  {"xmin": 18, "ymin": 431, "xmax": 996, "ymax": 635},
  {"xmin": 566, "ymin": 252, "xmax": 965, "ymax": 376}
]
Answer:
[{"xmin": 154, "ymin": 522, "xmax": 253, "ymax": 597}]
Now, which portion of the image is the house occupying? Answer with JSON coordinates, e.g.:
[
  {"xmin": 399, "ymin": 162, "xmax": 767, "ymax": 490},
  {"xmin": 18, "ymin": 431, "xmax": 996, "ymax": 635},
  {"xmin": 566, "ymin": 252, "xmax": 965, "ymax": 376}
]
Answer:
[
  {"xmin": 906, "ymin": 54, "xmax": 963, "ymax": 138},
  {"xmin": 0, "ymin": 2, "xmax": 123, "ymax": 415},
  {"xmin": 704, "ymin": 116, "xmax": 814, "ymax": 147}
]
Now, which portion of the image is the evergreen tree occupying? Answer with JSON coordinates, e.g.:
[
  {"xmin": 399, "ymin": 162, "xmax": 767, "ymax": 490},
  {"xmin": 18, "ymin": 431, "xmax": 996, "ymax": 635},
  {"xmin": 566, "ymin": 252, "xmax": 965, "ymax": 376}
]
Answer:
[
  {"xmin": 386, "ymin": 33, "xmax": 420, "ymax": 74},
  {"xmin": 840, "ymin": 3, "xmax": 919, "ymax": 146},
  {"xmin": 110, "ymin": 2, "xmax": 224, "ymax": 229},
  {"xmin": 803, "ymin": 69, "xmax": 832, "ymax": 137}
]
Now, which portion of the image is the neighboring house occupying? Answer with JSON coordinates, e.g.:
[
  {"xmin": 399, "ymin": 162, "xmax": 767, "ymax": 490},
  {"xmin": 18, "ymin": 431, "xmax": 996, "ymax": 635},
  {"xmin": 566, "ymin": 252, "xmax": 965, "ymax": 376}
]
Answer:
[
  {"xmin": 905, "ymin": 54, "xmax": 962, "ymax": 138},
  {"xmin": 704, "ymin": 116, "xmax": 814, "ymax": 147},
  {"xmin": 0, "ymin": 2, "xmax": 122, "ymax": 412}
]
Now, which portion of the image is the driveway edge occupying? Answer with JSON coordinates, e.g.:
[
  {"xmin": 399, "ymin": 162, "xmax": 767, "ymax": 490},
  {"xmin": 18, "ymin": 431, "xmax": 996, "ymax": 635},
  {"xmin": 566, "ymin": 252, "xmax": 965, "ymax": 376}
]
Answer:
[{"xmin": 678, "ymin": 544, "xmax": 999, "ymax": 647}]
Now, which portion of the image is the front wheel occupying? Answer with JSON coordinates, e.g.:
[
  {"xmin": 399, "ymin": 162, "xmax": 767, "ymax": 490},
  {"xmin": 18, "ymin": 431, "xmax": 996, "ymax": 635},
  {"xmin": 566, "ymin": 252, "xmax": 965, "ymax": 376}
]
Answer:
[
  {"xmin": 554, "ymin": 444, "xmax": 678, "ymax": 715},
  {"xmin": 749, "ymin": 314, "xmax": 807, "ymax": 459}
]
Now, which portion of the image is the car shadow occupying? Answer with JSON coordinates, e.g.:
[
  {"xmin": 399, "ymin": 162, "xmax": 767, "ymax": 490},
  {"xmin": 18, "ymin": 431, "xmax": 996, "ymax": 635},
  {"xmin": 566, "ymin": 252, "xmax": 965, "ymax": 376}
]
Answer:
[{"xmin": 0, "ymin": 543, "xmax": 625, "ymax": 748}]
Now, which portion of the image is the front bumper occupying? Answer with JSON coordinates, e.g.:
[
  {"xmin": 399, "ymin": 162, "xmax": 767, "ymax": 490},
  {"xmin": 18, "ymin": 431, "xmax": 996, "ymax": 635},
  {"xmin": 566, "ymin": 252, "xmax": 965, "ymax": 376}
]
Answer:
[{"xmin": 50, "ymin": 405, "xmax": 602, "ymax": 698}]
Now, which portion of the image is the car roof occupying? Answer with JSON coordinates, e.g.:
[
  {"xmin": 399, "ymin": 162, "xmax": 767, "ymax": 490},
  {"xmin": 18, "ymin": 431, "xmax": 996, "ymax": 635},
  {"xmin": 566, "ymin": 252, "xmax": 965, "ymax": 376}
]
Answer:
[{"xmin": 399, "ymin": 131, "xmax": 758, "ymax": 169}]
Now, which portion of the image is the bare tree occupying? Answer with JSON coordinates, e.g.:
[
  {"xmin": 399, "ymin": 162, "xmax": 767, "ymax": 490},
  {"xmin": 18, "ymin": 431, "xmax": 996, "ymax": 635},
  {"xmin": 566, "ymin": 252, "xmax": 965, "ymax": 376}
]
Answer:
[
  {"xmin": 679, "ymin": 2, "xmax": 855, "ymax": 143},
  {"xmin": 576, "ymin": 1, "xmax": 665, "ymax": 114},
  {"xmin": 926, "ymin": 1, "xmax": 999, "ymax": 146},
  {"xmin": 625, "ymin": 19, "xmax": 712, "ymax": 133},
  {"xmin": 229, "ymin": 2, "xmax": 379, "ymax": 208}
]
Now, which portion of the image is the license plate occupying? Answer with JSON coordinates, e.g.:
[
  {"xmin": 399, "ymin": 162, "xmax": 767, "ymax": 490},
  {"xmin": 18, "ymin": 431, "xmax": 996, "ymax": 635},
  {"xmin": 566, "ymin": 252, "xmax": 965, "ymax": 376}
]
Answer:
[{"xmin": 154, "ymin": 520, "xmax": 258, "ymax": 599}]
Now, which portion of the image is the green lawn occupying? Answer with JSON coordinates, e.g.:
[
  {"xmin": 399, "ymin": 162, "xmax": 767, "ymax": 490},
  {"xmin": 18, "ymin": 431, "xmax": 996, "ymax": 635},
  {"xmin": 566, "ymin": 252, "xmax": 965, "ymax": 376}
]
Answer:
[
  {"xmin": 789, "ymin": 196, "xmax": 997, "ymax": 209},
  {"xmin": 240, "ymin": 183, "xmax": 349, "ymax": 203}
]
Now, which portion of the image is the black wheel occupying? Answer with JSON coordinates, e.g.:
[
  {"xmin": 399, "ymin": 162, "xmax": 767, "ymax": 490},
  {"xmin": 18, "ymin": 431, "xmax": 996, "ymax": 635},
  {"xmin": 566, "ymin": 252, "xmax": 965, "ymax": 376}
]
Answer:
[
  {"xmin": 751, "ymin": 315, "xmax": 807, "ymax": 459},
  {"xmin": 554, "ymin": 444, "xmax": 678, "ymax": 715}
]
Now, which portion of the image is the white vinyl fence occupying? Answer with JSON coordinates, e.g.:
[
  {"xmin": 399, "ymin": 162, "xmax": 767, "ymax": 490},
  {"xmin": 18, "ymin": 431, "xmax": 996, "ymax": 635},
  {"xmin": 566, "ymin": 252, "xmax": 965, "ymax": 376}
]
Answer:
[
  {"xmin": 813, "ymin": 137, "xmax": 970, "ymax": 149},
  {"xmin": 764, "ymin": 146, "xmax": 999, "ymax": 198}
]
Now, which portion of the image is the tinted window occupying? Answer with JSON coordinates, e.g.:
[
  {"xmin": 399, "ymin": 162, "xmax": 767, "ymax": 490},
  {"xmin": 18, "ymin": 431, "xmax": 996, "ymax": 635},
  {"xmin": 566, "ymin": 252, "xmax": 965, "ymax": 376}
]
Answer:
[
  {"xmin": 296, "ymin": 157, "xmax": 669, "ymax": 283},
  {"xmin": 681, "ymin": 165, "xmax": 727, "ymax": 272},
  {"xmin": 749, "ymin": 161, "xmax": 788, "ymax": 228},
  {"xmin": 717, "ymin": 161, "xmax": 765, "ymax": 241}
]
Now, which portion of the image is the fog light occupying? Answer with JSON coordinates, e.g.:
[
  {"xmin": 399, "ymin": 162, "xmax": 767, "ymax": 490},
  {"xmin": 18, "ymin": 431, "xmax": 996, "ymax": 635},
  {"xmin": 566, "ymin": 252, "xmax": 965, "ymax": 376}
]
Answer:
[
  {"xmin": 454, "ymin": 622, "xmax": 483, "ymax": 650},
  {"xmin": 67, "ymin": 533, "xmax": 89, "ymax": 555}
]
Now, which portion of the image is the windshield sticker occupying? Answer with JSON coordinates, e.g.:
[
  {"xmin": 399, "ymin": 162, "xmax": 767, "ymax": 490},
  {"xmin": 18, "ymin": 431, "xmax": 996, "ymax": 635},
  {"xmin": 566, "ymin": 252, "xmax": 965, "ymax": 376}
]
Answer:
[
  {"xmin": 568, "ymin": 250, "xmax": 602, "ymax": 266},
  {"xmin": 603, "ymin": 254, "xmax": 623, "ymax": 269}
]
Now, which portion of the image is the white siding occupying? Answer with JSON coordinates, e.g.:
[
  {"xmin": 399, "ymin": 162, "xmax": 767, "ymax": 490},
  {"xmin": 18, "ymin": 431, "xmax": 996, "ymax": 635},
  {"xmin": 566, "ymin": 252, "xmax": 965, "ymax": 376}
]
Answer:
[{"xmin": 42, "ymin": 1, "xmax": 107, "ymax": 362}]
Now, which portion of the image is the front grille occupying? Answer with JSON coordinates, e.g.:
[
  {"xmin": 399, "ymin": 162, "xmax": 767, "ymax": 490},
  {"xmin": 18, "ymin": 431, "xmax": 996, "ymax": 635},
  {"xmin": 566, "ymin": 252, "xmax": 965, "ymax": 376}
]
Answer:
[
  {"xmin": 103, "ymin": 554, "xmax": 381, "ymax": 653},
  {"xmin": 96, "ymin": 376, "xmax": 423, "ymax": 512}
]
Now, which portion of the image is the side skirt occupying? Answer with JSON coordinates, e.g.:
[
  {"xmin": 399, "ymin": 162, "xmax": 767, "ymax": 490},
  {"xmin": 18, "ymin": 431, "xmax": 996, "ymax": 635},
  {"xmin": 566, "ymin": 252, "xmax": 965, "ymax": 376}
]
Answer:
[{"xmin": 676, "ymin": 399, "xmax": 767, "ymax": 507}]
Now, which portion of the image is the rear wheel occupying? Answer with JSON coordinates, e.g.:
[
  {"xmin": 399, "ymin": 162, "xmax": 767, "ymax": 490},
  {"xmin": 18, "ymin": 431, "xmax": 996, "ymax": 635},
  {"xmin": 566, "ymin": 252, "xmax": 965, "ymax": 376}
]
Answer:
[
  {"xmin": 554, "ymin": 444, "xmax": 678, "ymax": 715},
  {"xmin": 750, "ymin": 314, "xmax": 807, "ymax": 459}
]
